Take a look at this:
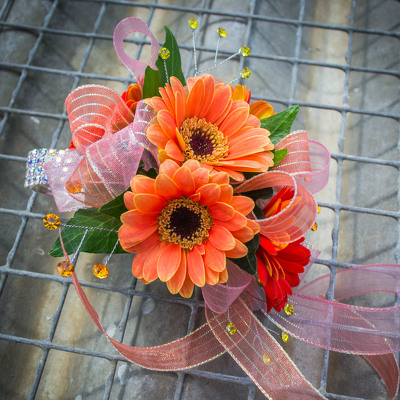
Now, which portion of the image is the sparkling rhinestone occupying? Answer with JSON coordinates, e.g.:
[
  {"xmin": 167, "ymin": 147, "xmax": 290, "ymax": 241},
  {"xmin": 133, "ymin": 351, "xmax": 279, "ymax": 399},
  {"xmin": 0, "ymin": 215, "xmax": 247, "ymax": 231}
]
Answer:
[
  {"xmin": 240, "ymin": 67, "xmax": 251, "ymax": 79},
  {"xmin": 28, "ymin": 168, "xmax": 35, "ymax": 176},
  {"xmin": 262, "ymin": 353, "xmax": 271, "ymax": 364},
  {"xmin": 37, "ymin": 156, "xmax": 45, "ymax": 164},
  {"xmin": 65, "ymin": 180, "xmax": 82, "ymax": 194},
  {"xmin": 188, "ymin": 18, "xmax": 198, "ymax": 29},
  {"xmin": 240, "ymin": 46, "xmax": 251, "ymax": 56},
  {"xmin": 29, "ymin": 149, "xmax": 38, "ymax": 159},
  {"xmin": 43, "ymin": 213, "xmax": 61, "ymax": 230},
  {"xmin": 226, "ymin": 322, "xmax": 237, "ymax": 335},
  {"xmin": 49, "ymin": 149, "xmax": 57, "ymax": 156},
  {"xmin": 42, "ymin": 176, "xmax": 48, "ymax": 184},
  {"xmin": 38, "ymin": 148, "xmax": 47, "ymax": 156},
  {"xmin": 281, "ymin": 331, "xmax": 289, "ymax": 342},
  {"xmin": 93, "ymin": 263, "xmax": 109, "ymax": 279},
  {"xmin": 57, "ymin": 260, "xmax": 74, "ymax": 277},
  {"xmin": 28, "ymin": 159, "xmax": 35, "ymax": 167},
  {"xmin": 159, "ymin": 47, "xmax": 170, "ymax": 60},
  {"xmin": 217, "ymin": 27, "xmax": 227, "ymax": 37},
  {"xmin": 284, "ymin": 303, "xmax": 294, "ymax": 316},
  {"xmin": 311, "ymin": 222, "xmax": 318, "ymax": 231},
  {"xmin": 24, "ymin": 179, "xmax": 29, "ymax": 188}
]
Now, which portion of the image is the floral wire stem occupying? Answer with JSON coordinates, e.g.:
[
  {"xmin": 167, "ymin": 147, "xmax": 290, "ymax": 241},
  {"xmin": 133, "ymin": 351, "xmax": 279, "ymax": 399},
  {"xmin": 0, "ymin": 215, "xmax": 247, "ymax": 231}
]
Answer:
[
  {"xmin": 163, "ymin": 59, "xmax": 169, "ymax": 83},
  {"xmin": 71, "ymin": 228, "xmax": 89, "ymax": 265},
  {"xmin": 214, "ymin": 35, "xmax": 221, "ymax": 66},
  {"xmin": 192, "ymin": 28, "xmax": 198, "ymax": 76},
  {"xmin": 228, "ymin": 74, "xmax": 241, "ymax": 85},
  {"xmin": 197, "ymin": 51, "xmax": 240, "ymax": 75},
  {"xmin": 103, "ymin": 238, "xmax": 120, "ymax": 266}
]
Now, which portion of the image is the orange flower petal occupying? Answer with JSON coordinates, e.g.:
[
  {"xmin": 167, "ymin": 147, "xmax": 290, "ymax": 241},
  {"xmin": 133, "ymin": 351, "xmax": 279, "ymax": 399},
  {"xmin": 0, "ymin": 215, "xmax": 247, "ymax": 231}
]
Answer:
[
  {"xmin": 225, "ymin": 239, "xmax": 248, "ymax": 258},
  {"xmin": 229, "ymin": 196, "xmax": 255, "ymax": 216},
  {"xmin": 120, "ymin": 210, "xmax": 158, "ymax": 228},
  {"xmin": 203, "ymin": 241, "xmax": 226, "ymax": 272},
  {"xmin": 165, "ymin": 139, "xmax": 185, "ymax": 162},
  {"xmin": 147, "ymin": 124, "xmax": 169, "ymax": 148},
  {"xmin": 227, "ymin": 136, "xmax": 271, "ymax": 159},
  {"xmin": 246, "ymin": 218, "xmax": 260, "ymax": 234},
  {"xmin": 159, "ymin": 159, "xmax": 180, "ymax": 177},
  {"xmin": 218, "ymin": 184, "xmax": 233, "ymax": 203},
  {"xmin": 214, "ymin": 166, "xmax": 244, "ymax": 182},
  {"xmin": 132, "ymin": 175, "xmax": 156, "ymax": 195},
  {"xmin": 158, "ymin": 110, "xmax": 178, "ymax": 140},
  {"xmin": 209, "ymin": 202, "xmax": 235, "ymax": 221},
  {"xmin": 173, "ymin": 166, "xmax": 195, "ymax": 196},
  {"xmin": 143, "ymin": 241, "xmax": 167, "ymax": 283},
  {"xmin": 227, "ymin": 127, "xmax": 268, "ymax": 147},
  {"xmin": 166, "ymin": 248, "xmax": 187, "ymax": 294},
  {"xmin": 250, "ymin": 100, "xmax": 274, "ymax": 119},
  {"xmin": 209, "ymin": 171, "xmax": 230, "ymax": 185},
  {"xmin": 179, "ymin": 273, "xmax": 194, "ymax": 298},
  {"xmin": 187, "ymin": 246, "xmax": 205, "ymax": 287},
  {"xmin": 131, "ymin": 251, "xmax": 149, "ymax": 279},
  {"xmin": 245, "ymin": 114, "xmax": 261, "ymax": 128},
  {"xmin": 182, "ymin": 159, "xmax": 201, "ymax": 171},
  {"xmin": 187, "ymin": 78, "xmax": 205, "ymax": 118},
  {"xmin": 208, "ymin": 225, "xmax": 236, "ymax": 251},
  {"xmin": 196, "ymin": 183, "xmax": 220, "ymax": 206},
  {"xmin": 148, "ymin": 96, "xmax": 168, "ymax": 113},
  {"xmin": 204, "ymin": 83, "xmax": 231, "ymax": 124},
  {"xmin": 214, "ymin": 211, "xmax": 248, "ymax": 231},
  {"xmin": 134, "ymin": 193, "xmax": 167, "ymax": 213},
  {"xmin": 159, "ymin": 87, "xmax": 174, "ymax": 116},
  {"xmin": 197, "ymin": 74, "xmax": 215, "ymax": 118},
  {"xmin": 218, "ymin": 267, "xmax": 229, "ymax": 283},
  {"xmin": 218, "ymin": 103, "xmax": 249, "ymax": 137},
  {"xmin": 155, "ymin": 174, "xmax": 181, "ymax": 200},
  {"xmin": 192, "ymin": 167, "xmax": 210, "ymax": 189},
  {"xmin": 175, "ymin": 90, "xmax": 186, "ymax": 128},
  {"xmin": 123, "ymin": 191, "xmax": 135, "ymax": 210},
  {"xmin": 157, "ymin": 242, "xmax": 182, "ymax": 282},
  {"xmin": 231, "ymin": 225, "xmax": 255, "ymax": 243},
  {"xmin": 121, "ymin": 231, "xmax": 160, "ymax": 253},
  {"xmin": 118, "ymin": 224, "xmax": 158, "ymax": 245},
  {"xmin": 205, "ymin": 265, "xmax": 219, "ymax": 285}
]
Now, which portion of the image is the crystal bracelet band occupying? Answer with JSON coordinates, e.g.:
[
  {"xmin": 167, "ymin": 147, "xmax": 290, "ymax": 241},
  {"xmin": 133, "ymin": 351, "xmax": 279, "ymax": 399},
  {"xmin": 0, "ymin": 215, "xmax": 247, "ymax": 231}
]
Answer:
[{"xmin": 24, "ymin": 148, "xmax": 64, "ymax": 194}]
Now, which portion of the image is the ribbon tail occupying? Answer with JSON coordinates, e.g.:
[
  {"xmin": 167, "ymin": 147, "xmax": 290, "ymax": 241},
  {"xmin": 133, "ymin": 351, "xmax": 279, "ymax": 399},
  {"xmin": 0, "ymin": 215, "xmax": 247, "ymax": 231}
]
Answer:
[{"xmin": 205, "ymin": 294, "xmax": 327, "ymax": 399}]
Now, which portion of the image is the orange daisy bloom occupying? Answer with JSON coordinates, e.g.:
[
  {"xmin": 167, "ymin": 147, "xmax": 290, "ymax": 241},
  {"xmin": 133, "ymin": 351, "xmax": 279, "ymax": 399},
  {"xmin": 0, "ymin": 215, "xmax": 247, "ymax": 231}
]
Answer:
[
  {"xmin": 118, "ymin": 160, "xmax": 259, "ymax": 298},
  {"xmin": 122, "ymin": 83, "xmax": 142, "ymax": 113},
  {"xmin": 146, "ymin": 74, "xmax": 274, "ymax": 181}
]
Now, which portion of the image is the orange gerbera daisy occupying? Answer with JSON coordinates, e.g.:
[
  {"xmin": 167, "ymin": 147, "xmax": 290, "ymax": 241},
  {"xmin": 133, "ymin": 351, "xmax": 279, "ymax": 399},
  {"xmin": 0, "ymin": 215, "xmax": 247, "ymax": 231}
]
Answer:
[
  {"xmin": 256, "ymin": 188, "xmax": 311, "ymax": 312},
  {"xmin": 146, "ymin": 74, "xmax": 274, "ymax": 181},
  {"xmin": 118, "ymin": 160, "xmax": 259, "ymax": 298},
  {"xmin": 122, "ymin": 83, "xmax": 142, "ymax": 113}
]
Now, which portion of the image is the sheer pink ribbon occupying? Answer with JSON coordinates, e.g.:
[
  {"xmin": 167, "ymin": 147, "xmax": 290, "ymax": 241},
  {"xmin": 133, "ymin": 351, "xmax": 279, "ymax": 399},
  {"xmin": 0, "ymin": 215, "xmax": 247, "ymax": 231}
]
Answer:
[{"xmin": 44, "ymin": 95, "xmax": 156, "ymax": 211}]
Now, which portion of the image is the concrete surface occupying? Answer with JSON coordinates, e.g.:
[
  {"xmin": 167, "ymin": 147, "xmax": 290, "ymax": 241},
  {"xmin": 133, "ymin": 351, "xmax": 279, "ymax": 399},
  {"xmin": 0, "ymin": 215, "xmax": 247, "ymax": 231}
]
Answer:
[{"xmin": 0, "ymin": 0, "xmax": 399, "ymax": 399}]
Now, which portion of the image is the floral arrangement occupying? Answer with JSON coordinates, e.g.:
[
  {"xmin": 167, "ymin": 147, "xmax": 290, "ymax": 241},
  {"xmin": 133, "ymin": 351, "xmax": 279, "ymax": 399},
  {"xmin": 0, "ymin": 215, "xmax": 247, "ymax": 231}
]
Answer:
[{"xmin": 26, "ymin": 17, "xmax": 400, "ymax": 400}]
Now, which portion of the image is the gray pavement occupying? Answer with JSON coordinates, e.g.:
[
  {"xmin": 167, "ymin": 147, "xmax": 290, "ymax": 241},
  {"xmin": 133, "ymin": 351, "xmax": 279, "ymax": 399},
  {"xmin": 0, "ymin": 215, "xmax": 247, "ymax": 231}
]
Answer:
[{"xmin": 0, "ymin": 0, "xmax": 399, "ymax": 399}]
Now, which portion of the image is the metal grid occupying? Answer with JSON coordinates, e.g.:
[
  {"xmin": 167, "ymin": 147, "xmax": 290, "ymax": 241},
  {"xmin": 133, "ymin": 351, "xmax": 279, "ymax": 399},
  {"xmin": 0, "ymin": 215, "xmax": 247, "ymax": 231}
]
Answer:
[{"xmin": 0, "ymin": 0, "xmax": 399, "ymax": 399}]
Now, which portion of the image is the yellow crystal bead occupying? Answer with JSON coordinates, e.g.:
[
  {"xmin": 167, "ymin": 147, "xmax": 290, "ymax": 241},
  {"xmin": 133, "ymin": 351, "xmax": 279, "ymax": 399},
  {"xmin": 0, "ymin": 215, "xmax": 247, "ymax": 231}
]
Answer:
[
  {"xmin": 226, "ymin": 322, "xmax": 237, "ymax": 335},
  {"xmin": 257, "ymin": 278, "xmax": 263, "ymax": 287},
  {"xmin": 262, "ymin": 353, "xmax": 271, "ymax": 364},
  {"xmin": 317, "ymin": 205, "xmax": 321, "ymax": 213},
  {"xmin": 188, "ymin": 18, "xmax": 198, "ymax": 29},
  {"xmin": 93, "ymin": 263, "xmax": 109, "ymax": 279},
  {"xmin": 159, "ymin": 47, "xmax": 170, "ymax": 60},
  {"xmin": 311, "ymin": 222, "xmax": 318, "ymax": 231},
  {"xmin": 281, "ymin": 331, "xmax": 289, "ymax": 342},
  {"xmin": 240, "ymin": 67, "xmax": 251, "ymax": 79},
  {"xmin": 43, "ymin": 213, "xmax": 60, "ymax": 230},
  {"xmin": 284, "ymin": 303, "xmax": 294, "ymax": 316},
  {"xmin": 217, "ymin": 27, "xmax": 227, "ymax": 37},
  {"xmin": 240, "ymin": 46, "xmax": 251, "ymax": 56},
  {"xmin": 65, "ymin": 179, "xmax": 82, "ymax": 194},
  {"xmin": 56, "ymin": 260, "xmax": 74, "ymax": 277}
]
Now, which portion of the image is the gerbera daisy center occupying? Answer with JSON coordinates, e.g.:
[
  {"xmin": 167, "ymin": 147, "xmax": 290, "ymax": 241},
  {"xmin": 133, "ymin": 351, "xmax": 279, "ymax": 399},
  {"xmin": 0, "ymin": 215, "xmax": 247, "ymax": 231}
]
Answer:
[
  {"xmin": 158, "ymin": 196, "xmax": 213, "ymax": 250},
  {"xmin": 180, "ymin": 117, "xmax": 228, "ymax": 163}
]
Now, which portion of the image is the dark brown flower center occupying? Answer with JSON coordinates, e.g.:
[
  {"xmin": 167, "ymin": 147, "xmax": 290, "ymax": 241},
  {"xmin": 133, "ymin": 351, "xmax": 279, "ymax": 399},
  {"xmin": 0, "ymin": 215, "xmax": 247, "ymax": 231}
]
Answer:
[{"xmin": 158, "ymin": 197, "xmax": 213, "ymax": 250}]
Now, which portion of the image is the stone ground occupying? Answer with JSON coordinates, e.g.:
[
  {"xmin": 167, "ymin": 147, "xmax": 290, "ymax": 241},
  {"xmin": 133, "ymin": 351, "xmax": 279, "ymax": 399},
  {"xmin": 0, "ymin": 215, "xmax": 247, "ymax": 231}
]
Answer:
[{"xmin": 0, "ymin": 0, "xmax": 399, "ymax": 399}]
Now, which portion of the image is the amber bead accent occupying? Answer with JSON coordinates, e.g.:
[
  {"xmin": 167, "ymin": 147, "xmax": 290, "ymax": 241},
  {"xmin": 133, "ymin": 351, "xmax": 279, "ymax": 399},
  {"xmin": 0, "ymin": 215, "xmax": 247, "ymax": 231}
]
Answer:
[
  {"xmin": 262, "ymin": 353, "xmax": 271, "ymax": 364},
  {"xmin": 311, "ymin": 222, "xmax": 318, "ymax": 231},
  {"xmin": 65, "ymin": 179, "xmax": 82, "ymax": 194},
  {"xmin": 317, "ymin": 205, "xmax": 321, "ymax": 213},
  {"xmin": 240, "ymin": 46, "xmax": 251, "ymax": 56},
  {"xmin": 217, "ymin": 27, "xmax": 227, "ymax": 37},
  {"xmin": 240, "ymin": 67, "xmax": 251, "ymax": 79},
  {"xmin": 188, "ymin": 18, "xmax": 198, "ymax": 29},
  {"xmin": 226, "ymin": 322, "xmax": 237, "ymax": 335},
  {"xmin": 281, "ymin": 331, "xmax": 289, "ymax": 342},
  {"xmin": 284, "ymin": 303, "xmax": 294, "ymax": 316},
  {"xmin": 43, "ymin": 213, "xmax": 60, "ymax": 230},
  {"xmin": 159, "ymin": 47, "xmax": 170, "ymax": 60},
  {"xmin": 93, "ymin": 263, "xmax": 109, "ymax": 279},
  {"xmin": 57, "ymin": 261, "xmax": 74, "ymax": 277}
]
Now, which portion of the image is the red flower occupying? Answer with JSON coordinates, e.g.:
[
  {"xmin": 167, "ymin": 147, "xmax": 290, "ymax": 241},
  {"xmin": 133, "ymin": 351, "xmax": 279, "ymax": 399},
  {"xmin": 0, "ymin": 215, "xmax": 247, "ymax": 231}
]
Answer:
[{"xmin": 256, "ymin": 188, "xmax": 311, "ymax": 312}]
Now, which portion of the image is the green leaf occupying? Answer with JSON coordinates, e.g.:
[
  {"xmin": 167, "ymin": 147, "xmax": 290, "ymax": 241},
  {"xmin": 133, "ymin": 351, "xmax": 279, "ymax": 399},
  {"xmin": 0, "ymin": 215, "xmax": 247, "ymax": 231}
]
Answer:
[
  {"xmin": 156, "ymin": 26, "xmax": 186, "ymax": 87},
  {"xmin": 260, "ymin": 105, "xmax": 299, "ymax": 145},
  {"xmin": 272, "ymin": 148, "xmax": 288, "ymax": 166},
  {"xmin": 49, "ymin": 208, "xmax": 126, "ymax": 257},
  {"xmin": 228, "ymin": 233, "xmax": 260, "ymax": 275},
  {"xmin": 240, "ymin": 187, "xmax": 273, "ymax": 202},
  {"xmin": 98, "ymin": 191, "xmax": 128, "ymax": 220},
  {"xmin": 142, "ymin": 65, "xmax": 162, "ymax": 98}
]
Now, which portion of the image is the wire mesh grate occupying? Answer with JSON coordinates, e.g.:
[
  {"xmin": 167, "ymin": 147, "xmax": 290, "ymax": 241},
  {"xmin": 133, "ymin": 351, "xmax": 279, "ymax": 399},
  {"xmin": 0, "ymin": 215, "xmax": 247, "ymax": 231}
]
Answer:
[{"xmin": 0, "ymin": 0, "xmax": 399, "ymax": 399}]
